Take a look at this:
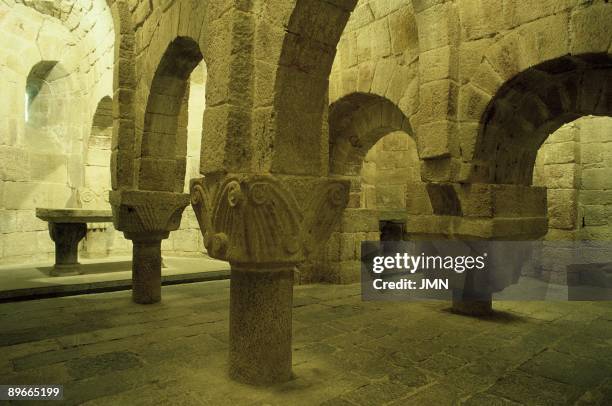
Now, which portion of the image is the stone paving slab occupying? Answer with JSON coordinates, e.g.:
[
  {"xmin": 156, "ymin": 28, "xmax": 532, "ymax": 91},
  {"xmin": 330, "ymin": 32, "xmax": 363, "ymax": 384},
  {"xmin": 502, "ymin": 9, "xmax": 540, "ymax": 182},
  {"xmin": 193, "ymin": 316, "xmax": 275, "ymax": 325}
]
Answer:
[{"xmin": 0, "ymin": 280, "xmax": 611, "ymax": 405}]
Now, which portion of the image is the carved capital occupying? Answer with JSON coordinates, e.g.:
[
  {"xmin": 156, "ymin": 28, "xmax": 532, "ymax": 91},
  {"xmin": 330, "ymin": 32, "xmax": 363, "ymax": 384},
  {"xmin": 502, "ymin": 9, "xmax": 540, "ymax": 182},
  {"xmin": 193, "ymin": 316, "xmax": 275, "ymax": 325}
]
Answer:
[
  {"xmin": 190, "ymin": 175, "xmax": 349, "ymax": 265},
  {"xmin": 110, "ymin": 189, "xmax": 190, "ymax": 239}
]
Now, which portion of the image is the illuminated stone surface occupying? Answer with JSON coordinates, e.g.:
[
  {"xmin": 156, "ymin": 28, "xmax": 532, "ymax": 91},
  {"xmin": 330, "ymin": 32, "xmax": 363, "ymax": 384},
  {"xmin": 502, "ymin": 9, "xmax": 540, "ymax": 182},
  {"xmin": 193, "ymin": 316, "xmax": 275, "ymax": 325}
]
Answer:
[{"xmin": 1, "ymin": 0, "xmax": 611, "ymax": 391}]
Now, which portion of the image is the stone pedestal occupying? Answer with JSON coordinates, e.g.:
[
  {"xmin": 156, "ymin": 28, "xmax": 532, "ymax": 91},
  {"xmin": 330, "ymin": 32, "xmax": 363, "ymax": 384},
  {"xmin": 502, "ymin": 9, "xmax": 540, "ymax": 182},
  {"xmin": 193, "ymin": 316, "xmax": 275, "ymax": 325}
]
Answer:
[
  {"xmin": 229, "ymin": 265, "xmax": 294, "ymax": 385},
  {"xmin": 36, "ymin": 209, "xmax": 114, "ymax": 276},
  {"xmin": 49, "ymin": 223, "xmax": 87, "ymax": 276}
]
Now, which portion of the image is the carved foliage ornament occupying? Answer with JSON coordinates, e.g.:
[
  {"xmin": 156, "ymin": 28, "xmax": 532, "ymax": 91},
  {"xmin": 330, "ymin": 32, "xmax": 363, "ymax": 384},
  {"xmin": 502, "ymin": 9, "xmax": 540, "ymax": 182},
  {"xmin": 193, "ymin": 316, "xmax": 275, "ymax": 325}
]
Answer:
[{"xmin": 190, "ymin": 175, "xmax": 349, "ymax": 264}]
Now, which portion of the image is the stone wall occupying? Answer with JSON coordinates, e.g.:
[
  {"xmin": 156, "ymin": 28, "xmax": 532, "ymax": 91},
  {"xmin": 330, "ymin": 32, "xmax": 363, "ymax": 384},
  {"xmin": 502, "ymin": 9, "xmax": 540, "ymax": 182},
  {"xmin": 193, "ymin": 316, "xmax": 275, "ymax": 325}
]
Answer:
[
  {"xmin": 329, "ymin": 0, "xmax": 419, "ymax": 119},
  {"xmin": 80, "ymin": 96, "xmax": 128, "ymax": 258},
  {"xmin": 361, "ymin": 131, "xmax": 423, "ymax": 211},
  {"xmin": 576, "ymin": 117, "xmax": 612, "ymax": 241},
  {"xmin": 303, "ymin": 209, "xmax": 379, "ymax": 284},
  {"xmin": 533, "ymin": 122, "xmax": 579, "ymax": 239}
]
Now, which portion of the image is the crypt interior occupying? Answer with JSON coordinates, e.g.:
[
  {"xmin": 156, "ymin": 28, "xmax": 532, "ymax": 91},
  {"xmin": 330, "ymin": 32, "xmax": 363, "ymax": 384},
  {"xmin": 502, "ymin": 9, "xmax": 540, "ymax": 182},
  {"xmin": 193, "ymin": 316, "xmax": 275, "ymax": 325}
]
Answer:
[{"xmin": 0, "ymin": 0, "xmax": 611, "ymax": 404}]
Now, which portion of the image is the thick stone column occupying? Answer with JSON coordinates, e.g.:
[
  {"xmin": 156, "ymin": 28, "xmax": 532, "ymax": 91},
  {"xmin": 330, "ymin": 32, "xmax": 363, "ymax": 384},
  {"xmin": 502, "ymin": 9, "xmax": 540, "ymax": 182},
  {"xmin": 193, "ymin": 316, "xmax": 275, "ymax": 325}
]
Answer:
[
  {"xmin": 190, "ymin": 175, "xmax": 350, "ymax": 386},
  {"xmin": 229, "ymin": 265, "xmax": 294, "ymax": 385},
  {"xmin": 49, "ymin": 223, "xmax": 87, "ymax": 276}
]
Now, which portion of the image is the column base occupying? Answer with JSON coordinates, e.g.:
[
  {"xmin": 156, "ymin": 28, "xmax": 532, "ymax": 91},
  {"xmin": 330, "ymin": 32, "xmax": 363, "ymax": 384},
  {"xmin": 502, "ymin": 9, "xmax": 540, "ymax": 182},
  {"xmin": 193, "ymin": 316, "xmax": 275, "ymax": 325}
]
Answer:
[
  {"xmin": 451, "ymin": 298, "xmax": 493, "ymax": 317},
  {"xmin": 452, "ymin": 289, "xmax": 493, "ymax": 316},
  {"xmin": 229, "ymin": 265, "xmax": 294, "ymax": 386},
  {"xmin": 50, "ymin": 264, "xmax": 81, "ymax": 276}
]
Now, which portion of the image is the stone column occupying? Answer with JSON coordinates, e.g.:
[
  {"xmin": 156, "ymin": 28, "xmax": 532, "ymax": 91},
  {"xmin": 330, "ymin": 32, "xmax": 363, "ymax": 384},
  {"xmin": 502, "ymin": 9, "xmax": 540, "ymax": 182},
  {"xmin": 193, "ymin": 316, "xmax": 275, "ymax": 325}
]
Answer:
[
  {"xmin": 126, "ymin": 232, "xmax": 167, "ymax": 304},
  {"xmin": 49, "ymin": 222, "xmax": 87, "ymax": 276},
  {"xmin": 406, "ymin": 183, "xmax": 548, "ymax": 316},
  {"xmin": 451, "ymin": 270, "xmax": 493, "ymax": 316},
  {"xmin": 190, "ymin": 175, "xmax": 350, "ymax": 386},
  {"xmin": 229, "ymin": 265, "xmax": 294, "ymax": 385},
  {"xmin": 110, "ymin": 189, "xmax": 191, "ymax": 305}
]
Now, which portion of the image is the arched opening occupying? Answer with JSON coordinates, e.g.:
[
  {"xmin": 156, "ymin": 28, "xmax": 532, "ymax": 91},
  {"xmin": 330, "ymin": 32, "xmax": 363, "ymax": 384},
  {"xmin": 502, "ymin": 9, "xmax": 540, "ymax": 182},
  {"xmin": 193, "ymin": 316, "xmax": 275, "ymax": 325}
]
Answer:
[
  {"xmin": 139, "ymin": 37, "xmax": 203, "ymax": 193},
  {"xmin": 25, "ymin": 60, "xmax": 58, "ymax": 125},
  {"xmin": 165, "ymin": 59, "xmax": 208, "ymax": 255},
  {"xmin": 136, "ymin": 37, "xmax": 209, "ymax": 257},
  {"xmin": 24, "ymin": 60, "xmax": 74, "ymax": 151},
  {"xmin": 303, "ymin": 93, "xmax": 430, "ymax": 283},
  {"xmin": 184, "ymin": 61, "xmax": 206, "ymax": 194},
  {"xmin": 329, "ymin": 93, "xmax": 412, "ymax": 177}
]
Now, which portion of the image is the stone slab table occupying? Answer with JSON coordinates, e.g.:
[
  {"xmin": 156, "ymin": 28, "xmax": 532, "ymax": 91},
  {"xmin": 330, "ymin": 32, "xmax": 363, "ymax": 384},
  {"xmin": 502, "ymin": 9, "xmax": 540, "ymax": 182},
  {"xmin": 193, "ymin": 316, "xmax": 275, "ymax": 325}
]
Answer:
[{"xmin": 36, "ymin": 208, "xmax": 113, "ymax": 276}]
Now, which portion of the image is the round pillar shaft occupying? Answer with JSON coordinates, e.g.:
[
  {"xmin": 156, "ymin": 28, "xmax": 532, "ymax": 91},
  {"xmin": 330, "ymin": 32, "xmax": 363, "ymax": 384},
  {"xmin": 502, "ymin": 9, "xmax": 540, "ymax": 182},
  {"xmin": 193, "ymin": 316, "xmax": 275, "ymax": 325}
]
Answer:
[
  {"xmin": 229, "ymin": 265, "xmax": 294, "ymax": 385},
  {"xmin": 452, "ymin": 271, "xmax": 493, "ymax": 316},
  {"xmin": 131, "ymin": 239, "xmax": 162, "ymax": 304}
]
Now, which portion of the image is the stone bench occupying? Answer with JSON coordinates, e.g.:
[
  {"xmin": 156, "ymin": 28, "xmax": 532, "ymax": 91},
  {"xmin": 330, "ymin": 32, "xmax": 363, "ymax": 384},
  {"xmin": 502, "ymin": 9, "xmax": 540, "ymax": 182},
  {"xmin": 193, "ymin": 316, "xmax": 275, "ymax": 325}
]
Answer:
[{"xmin": 36, "ymin": 208, "xmax": 113, "ymax": 276}]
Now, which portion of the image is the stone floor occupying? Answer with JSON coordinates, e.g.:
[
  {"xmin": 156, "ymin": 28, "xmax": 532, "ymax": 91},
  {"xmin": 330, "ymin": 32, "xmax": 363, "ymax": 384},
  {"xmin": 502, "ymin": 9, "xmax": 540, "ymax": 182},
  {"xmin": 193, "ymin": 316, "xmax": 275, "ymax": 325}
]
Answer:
[
  {"xmin": 1, "ymin": 280, "xmax": 611, "ymax": 405},
  {"xmin": 0, "ymin": 256, "xmax": 230, "ymax": 301}
]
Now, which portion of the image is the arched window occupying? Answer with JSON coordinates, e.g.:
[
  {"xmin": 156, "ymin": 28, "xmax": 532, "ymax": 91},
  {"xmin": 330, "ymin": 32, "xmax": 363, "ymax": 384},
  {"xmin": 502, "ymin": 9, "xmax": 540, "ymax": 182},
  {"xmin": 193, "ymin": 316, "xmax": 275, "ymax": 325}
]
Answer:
[
  {"xmin": 91, "ymin": 96, "xmax": 113, "ymax": 135},
  {"xmin": 25, "ymin": 61, "xmax": 58, "ymax": 125},
  {"xmin": 139, "ymin": 36, "xmax": 203, "ymax": 192}
]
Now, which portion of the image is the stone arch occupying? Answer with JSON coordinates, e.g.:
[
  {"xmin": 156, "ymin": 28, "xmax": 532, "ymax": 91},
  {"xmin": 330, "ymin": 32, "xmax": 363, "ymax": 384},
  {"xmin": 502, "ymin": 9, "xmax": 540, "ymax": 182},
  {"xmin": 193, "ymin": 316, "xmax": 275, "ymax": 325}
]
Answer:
[
  {"xmin": 308, "ymin": 92, "xmax": 428, "ymax": 284},
  {"xmin": 137, "ymin": 37, "xmax": 203, "ymax": 193},
  {"xmin": 475, "ymin": 53, "xmax": 612, "ymax": 185},
  {"xmin": 458, "ymin": 2, "xmax": 612, "ymax": 181},
  {"xmin": 269, "ymin": 0, "xmax": 358, "ymax": 175},
  {"xmin": 329, "ymin": 92, "xmax": 413, "ymax": 177}
]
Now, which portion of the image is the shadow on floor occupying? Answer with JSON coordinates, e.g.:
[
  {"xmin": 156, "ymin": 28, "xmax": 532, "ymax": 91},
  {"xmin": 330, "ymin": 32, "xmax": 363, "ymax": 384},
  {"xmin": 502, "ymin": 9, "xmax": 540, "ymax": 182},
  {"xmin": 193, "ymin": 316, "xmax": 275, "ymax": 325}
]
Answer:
[
  {"xmin": 441, "ymin": 307, "xmax": 528, "ymax": 324},
  {"xmin": 36, "ymin": 260, "xmax": 133, "ymax": 276}
]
